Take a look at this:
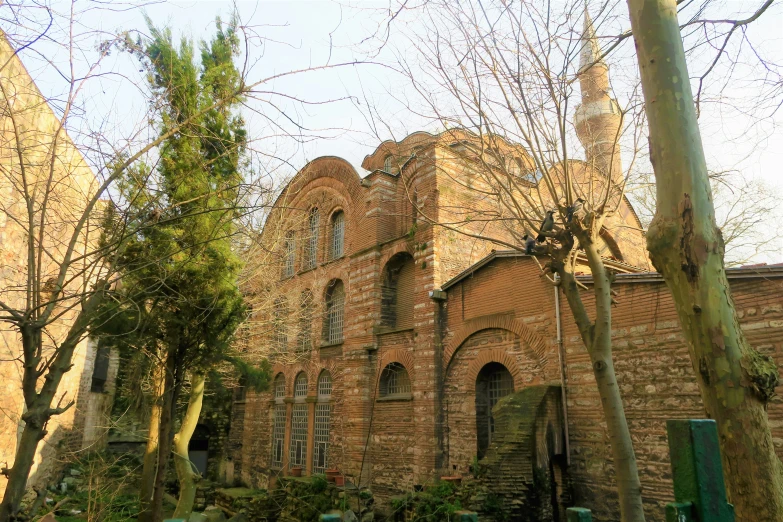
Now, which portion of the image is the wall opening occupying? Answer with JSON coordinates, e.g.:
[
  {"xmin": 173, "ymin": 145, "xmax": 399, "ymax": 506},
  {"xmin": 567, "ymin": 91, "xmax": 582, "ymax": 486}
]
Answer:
[{"xmin": 475, "ymin": 362, "xmax": 514, "ymax": 459}]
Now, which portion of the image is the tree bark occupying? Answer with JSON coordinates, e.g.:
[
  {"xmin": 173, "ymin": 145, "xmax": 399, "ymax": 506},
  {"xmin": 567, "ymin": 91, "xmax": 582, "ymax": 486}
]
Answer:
[
  {"xmin": 172, "ymin": 373, "xmax": 205, "ymax": 520},
  {"xmin": 139, "ymin": 360, "xmax": 165, "ymax": 522},
  {"xmin": 555, "ymin": 234, "xmax": 645, "ymax": 522},
  {"xmin": 149, "ymin": 352, "xmax": 179, "ymax": 522},
  {"xmin": 625, "ymin": 0, "xmax": 783, "ymax": 519}
]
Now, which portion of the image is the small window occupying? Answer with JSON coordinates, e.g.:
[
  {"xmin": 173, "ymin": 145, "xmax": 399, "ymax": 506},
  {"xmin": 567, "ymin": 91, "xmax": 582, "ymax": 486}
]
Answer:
[
  {"xmin": 90, "ymin": 344, "xmax": 110, "ymax": 393},
  {"xmin": 274, "ymin": 374, "xmax": 286, "ymax": 400},
  {"xmin": 330, "ymin": 211, "xmax": 345, "ymax": 259},
  {"xmin": 271, "ymin": 373, "xmax": 286, "ymax": 468},
  {"xmin": 318, "ymin": 371, "xmax": 332, "ymax": 397},
  {"xmin": 383, "ymin": 155, "xmax": 394, "ymax": 174},
  {"xmin": 381, "ymin": 253, "xmax": 415, "ymax": 329},
  {"xmin": 283, "ymin": 231, "xmax": 295, "ymax": 277},
  {"xmin": 233, "ymin": 376, "xmax": 247, "ymax": 402},
  {"xmin": 297, "ymin": 290, "xmax": 314, "ymax": 352},
  {"xmin": 476, "ymin": 362, "xmax": 514, "ymax": 459},
  {"xmin": 379, "ymin": 362, "xmax": 412, "ymax": 398},
  {"xmin": 290, "ymin": 372, "xmax": 309, "ymax": 469},
  {"xmin": 324, "ymin": 280, "xmax": 345, "ymax": 344},
  {"xmin": 273, "ymin": 298, "xmax": 289, "ymax": 352},
  {"xmin": 313, "ymin": 370, "xmax": 333, "ymax": 474},
  {"xmin": 294, "ymin": 372, "xmax": 308, "ymax": 398},
  {"xmin": 306, "ymin": 208, "xmax": 320, "ymax": 269}
]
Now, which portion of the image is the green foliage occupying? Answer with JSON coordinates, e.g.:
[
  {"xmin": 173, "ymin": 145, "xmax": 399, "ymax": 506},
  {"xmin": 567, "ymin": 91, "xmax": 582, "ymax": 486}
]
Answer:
[
  {"xmin": 223, "ymin": 355, "xmax": 272, "ymax": 392},
  {"xmin": 390, "ymin": 481, "xmax": 463, "ymax": 521}
]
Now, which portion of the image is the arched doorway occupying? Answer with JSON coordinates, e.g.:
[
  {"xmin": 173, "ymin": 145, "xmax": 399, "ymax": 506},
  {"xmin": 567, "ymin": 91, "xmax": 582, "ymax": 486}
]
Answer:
[
  {"xmin": 189, "ymin": 424, "xmax": 210, "ymax": 475},
  {"xmin": 475, "ymin": 362, "xmax": 514, "ymax": 459}
]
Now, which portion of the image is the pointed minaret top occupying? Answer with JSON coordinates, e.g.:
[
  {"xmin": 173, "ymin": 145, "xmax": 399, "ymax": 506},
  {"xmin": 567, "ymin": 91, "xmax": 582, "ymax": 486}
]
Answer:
[{"xmin": 579, "ymin": 7, "xmax": 603, "ymax": 72}]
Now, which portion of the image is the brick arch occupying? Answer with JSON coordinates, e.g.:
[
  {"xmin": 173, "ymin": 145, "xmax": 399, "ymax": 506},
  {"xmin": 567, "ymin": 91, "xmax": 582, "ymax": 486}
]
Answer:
[
  {"xmin": 444, "ymin": 314, "xmax": 549, "ymax": 372},
  {"xmin": 379, "ymin": 243, "xmax": 415, "ymax": 269},
  {"xmin": 465, "ymin": 349, "xmax": 524, "ymax": 392},
  {"xmin": 378, "ymin": 348, "xmax": 415, "ymax": 382}
]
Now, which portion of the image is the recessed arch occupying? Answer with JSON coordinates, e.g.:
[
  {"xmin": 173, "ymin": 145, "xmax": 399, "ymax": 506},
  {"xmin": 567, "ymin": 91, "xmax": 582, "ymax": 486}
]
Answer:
[{"xmin": 380, "ymin": 252, "xmax": 415, "ymax": 329}]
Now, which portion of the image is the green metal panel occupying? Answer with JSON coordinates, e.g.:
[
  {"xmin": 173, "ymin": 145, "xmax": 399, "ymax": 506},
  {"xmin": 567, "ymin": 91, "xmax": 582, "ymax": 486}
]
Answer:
[
  {"xmin": 319, "ymin": 515, "xmax": 342, "ymax": 522},
  {"xmin": 453, "ymin": 512, "xmax": 478, "ymax": 522},
  {"xmin": 566, "ymin": 507, "xmax": 592, "ymax": 522},
  {"xmin": 666, "ymin": 419, "xmax": 734, "ymax": 522}
]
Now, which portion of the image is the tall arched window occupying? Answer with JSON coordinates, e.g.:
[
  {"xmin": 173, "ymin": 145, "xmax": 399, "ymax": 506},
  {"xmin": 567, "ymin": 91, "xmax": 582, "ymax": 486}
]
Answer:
[
  {"xmin": 380, "ymin": 253, "xmax": 415, "ymax": 329},
  {"xmin": 379, "ymin": 362, "xmax": 412, "ymax": 398},
  {"xmin": 273, "ymin": 297, "xmax": 289, "ymax": 353},
  {"xmin": 271, "ymin": 374, "xmax": 286, "ymax": 468},
  {"xmin": 306, "ymin": 208, "xmax": 320, "ymax": 269},
  {"xmin": 475, "ymin": 362, "xmax": 514, "ymax": 459},
  {"xmin": 283, "ymin": 230, "xmax": 296, "ymax": 277},
  {"xmin": 383, "ymin": 154, "xmax": 394, "ymax": 174},
  {"xmin": 330, "ymin": 211, "xmax": 345, "ymax": 259},
  {"xmin": 290, "ymin": 373, "xmax": 309, "ymax": 469},
  {"xmin": 313, "ymin": 370, "xmax": 333, "ymax": 474},
  {"xmin": 297, "ymin": 290, "xmax": 314, "ymax": 353},
  {"xmin": 324, "ymin": 280, "xmax": 344, "ymax": 344}
]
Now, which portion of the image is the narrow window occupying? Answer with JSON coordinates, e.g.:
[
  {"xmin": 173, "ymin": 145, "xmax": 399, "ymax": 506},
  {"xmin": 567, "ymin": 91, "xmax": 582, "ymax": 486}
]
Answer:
[
  {"xmin": 289, "ymin": 373, "xmax": 309, "ymax": 469},
  {"xmin": 476, "ymin": 362, "xmax": 514, "ymax": 459},
  {"xmin": 283, "ymin": 231, "xmax": 295, "ymax": 277},
  {"xmin": 313, "ymin": 371, "xmax": 333, "ymax": 474},
  {"xmin": 380, "ymin": 253, "xmax": 415, "ymax": 329},
  {"xmin": 273, "ymin": 298, "xmax": 289, "ymax": 353},
  {"xmin": 271, "ymin": 374, "xmax": 286, "ymax": 468},
  {"xmin": 383, "ymin": 155, "xmax": 394, "ymax": 174},
  {"xmin": 297, "ymin": 290, "xmax": 313, "ymax": 352},
  {"xmin": 90, "ymin": 344, "xmax": 110, "ymax": 393},
  {"xmin": 379, "ymin": 362, "xmax": 412, "ymax": 398},
  {"xmin": 306, "ymin": 208, "xmax": 320, "ymax": 269},
  {"xmin": 330, "ymin": 211, "xmax": 345, "ymax": 259},
  {"xmin": 324, "ymin": 280, "xmax": 344, "ymax": 344}
]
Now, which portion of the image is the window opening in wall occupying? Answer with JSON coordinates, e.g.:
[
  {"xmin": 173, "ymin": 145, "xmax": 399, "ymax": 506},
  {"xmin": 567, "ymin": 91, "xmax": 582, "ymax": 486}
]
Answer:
[
  {"xmin": 233, "ymin": 376, "xmax": 247, "ymax": 402},
  {"xmin": 383, "ymin": 154, "xmax": 394, "ymax": 174},
  {"xmin": 283, "ymin": 230, "xmax": 295, "ymax": 277},
  {"xmin": 475, "ymin": 362, "xmax": 514, "ymax": 459},
  {"xmin": 271, "ymin": 374, "xmax": 286, "ymax": 468},
  {"xmin": 297, "ymin": 290, "xmax": 313, "ymax": 352},
  {"xmin": 290, "ymin": 372, "xmax": 309, "ymax": 469},
  {"xmin": 331, "ymin": 211, "xmax": 344, "ymax": 259},
  {"xmin": 324, "ymin": 280, "xmax": 344, "ymax": 344},
  {"xmin": 379, "ymin": 362, "xmax": 412, "ymax": 398},
  {"xmin": 380, "ymin": 253, "xmax": 415, "ymax": 329},
  {"xmin": 90, "ymin": 343, "xmax": 110, "ymax": 393},
  {"xmin": 306, "ymin": 208, "xmax": 320, "ymax": 269},
  {"xmin": 273, "ymin": 298, "xmax": 288, "ymax": 352},
  {"xmin": 313, "ymin": 371, "xmax": 332, "ymax": 474}
]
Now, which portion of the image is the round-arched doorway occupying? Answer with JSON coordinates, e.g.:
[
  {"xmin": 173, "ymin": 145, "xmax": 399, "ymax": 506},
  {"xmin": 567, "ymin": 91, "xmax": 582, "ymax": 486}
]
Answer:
[{"xmin": 475, "ymin": 362, "xmax": 514, "ymax": 459}]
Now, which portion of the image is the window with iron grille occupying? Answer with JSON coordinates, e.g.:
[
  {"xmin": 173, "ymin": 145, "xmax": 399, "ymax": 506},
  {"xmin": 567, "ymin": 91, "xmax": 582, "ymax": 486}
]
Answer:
[
  {"xmin": 325, "ymin": 280, "xmax": 344, "ymax": 344},
  {"xmin": 274, "ymin": 374, "xmax": 286, "ymax": 399},
  {"xmin": 271, "ymin": 404, "xmax": 286, "ymax": 468},
  {"xmin": 475, "ymin": 362, "xmax": 514, "ymax": 459},
  {"xmin": 317, "ymin": 371, "xmax": 332, "ymax": 397},
  {"xmin": 294, "ymin": 373, "xmax": 308, "ymax": 397},
  {"xmin": 379, "ymin": 362, "xmax": 411, "ymax": 397},
  {"xmin": 289, "ymin": 404, "xmax": 308, "ymax": 468},
  {"xmin": 273, "ymin": 298, "xmax": 288, "ymax": 352},
  {"xmin": 306, "ymin": 208, "xmax": 319, "ymax": 269},
  {"xmin": 313, "ymin": 371, "xmax": 333, "ymax": 474},
  {"xmin": 297, "ymin": 290, "xmax": 313, "ymax": 352},
  {"xmin": 283, "ymin": 231, "xmax": 295, "ymax": 277},
  {"xmin": 330, "ymin": 211, "xmax": 344, "ymax": 259}
]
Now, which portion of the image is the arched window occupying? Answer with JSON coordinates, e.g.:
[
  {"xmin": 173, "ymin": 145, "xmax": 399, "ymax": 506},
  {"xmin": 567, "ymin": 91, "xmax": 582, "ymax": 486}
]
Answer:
[
  {"xmin": 290, "ymin": 373, "xmax": 309, "ymax": 470},
  {"xmin": 273, "ymin": 297, "xmax": 288, "ymax": 352},
  {"xmin": 330, "ymin": 211, "xmax": 345, "ymax": 259},
  {"xmin": 475, "ymin": 362, "xmax": 514, "ymax": 459},
  {"xmin": 306, "ymin": 208, "xmax": 320, "ymax": 269},
  {"xmin": 283, "ymin": 230, "xmax": 296, "ymax": 277},
  {"xmin": 271, "ymin": 374, "xmax": 286, "ymax": 468},
  {"xmin": 297, "ymin": 290, "xmax": 314, "ymax": 353},
  {"xmin": 324, "ymin": 280, "xmax": 345, "ymax": 344},
  {"xmin": 380, "ymin": 253, "xmax": 415, "ymax": 329},
  {"xmin": 379, "ymin": 362, "xmax": 412, "ymax": 398},
  {"xmin": 313, "ymin": 371, "xmax": 333, "ymax": 474},
  {"xmin": 383, "ymin": 155, "xmax": 394, "ymax": 174}
]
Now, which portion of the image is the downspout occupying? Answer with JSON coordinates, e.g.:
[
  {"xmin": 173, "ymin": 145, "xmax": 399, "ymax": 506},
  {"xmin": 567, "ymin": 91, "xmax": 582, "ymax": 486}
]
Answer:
[{"xmin": 554, "ymin": 275, "xmax": 571, "ymax": 465}]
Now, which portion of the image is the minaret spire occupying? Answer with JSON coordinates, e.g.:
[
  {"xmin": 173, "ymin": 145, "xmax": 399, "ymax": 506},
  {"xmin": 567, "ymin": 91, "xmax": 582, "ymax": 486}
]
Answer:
[{"xmin": 574, "ymin": 6, "xmax": 622, "ymax": 181}]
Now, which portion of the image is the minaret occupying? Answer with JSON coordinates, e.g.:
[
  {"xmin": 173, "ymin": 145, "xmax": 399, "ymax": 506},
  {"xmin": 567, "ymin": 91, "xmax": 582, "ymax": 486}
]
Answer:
[{"xmin": 574, "ymin": 9, "xmax": 623, "ymax": 181}]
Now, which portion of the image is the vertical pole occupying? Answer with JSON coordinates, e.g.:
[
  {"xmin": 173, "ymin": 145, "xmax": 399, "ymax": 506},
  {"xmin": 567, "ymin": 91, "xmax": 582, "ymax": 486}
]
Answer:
[
  {"xmin": 282, "ymin": 398, "xmax": 293, "ymax": 475},
  {"xmin": 306, "ymin": 396, "xmax": 316, "ymax": 475},
  {"xmin": 666, "ymin": 419, "xmax": 734, "ymax": 521}
]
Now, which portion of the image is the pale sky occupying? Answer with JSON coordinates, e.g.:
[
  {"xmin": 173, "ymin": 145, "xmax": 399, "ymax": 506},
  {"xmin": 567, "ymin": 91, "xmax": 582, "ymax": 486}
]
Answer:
[{"xmin": 4, "ymin": 0, "xmax": 782, "ymax": 261}]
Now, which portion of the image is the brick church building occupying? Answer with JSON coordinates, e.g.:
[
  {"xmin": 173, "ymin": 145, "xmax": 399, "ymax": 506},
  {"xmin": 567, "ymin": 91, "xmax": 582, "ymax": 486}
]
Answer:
[{"xmin": 227, "ymin": 18, "xmax": 783, "ymax": 522}]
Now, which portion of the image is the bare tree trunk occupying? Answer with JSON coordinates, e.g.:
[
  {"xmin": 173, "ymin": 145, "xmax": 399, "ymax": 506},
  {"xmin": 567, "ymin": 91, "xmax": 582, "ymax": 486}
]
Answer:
[
  {"xmin": 149, "ymin": 353, "xmax": 179, "ymax": 522},
  {"xmin": 139, "ymin": 360, "xmax": 165, "ymax": 522},
  {"xmin": 555, "ymin": 237, "xmax": 645, "ymax": 522},
  {"xmin": 173, "ymin": 373, "xmax": 205, "ymax": 520},
  {"xmin": 625, "ymin": 0, "xmax": 783, "ymax": 519}
]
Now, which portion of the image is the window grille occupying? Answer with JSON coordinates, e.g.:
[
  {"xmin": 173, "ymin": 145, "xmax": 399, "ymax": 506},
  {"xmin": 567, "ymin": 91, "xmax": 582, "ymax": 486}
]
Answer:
[
  {"xmin": 274, "ymin": 298, "xmax": 288, "ymax": 352},
  {"xmin": 331, "ymin": 211, "xmax": 344, "ymax": 259},
  {"xmin": 274, "ymin": 375, "xmax": 286, "ymax": 399},
  {"xmin": 317, "ymin": 372, "xmax": 332, "ymax": 397},
  {"xmin": 289, "ymin": 404, "xmax": 308, "ymax": 468},
  {"xmin": 90, "ymin": 344, "xmax": 110, "ymax": 393},
  {"xmin": 307, "ymin": 208, "xmax": 319, "ymax": 269},
  {"xmin": 283, "ymin": 231, "xmax": 295, "ymax": 277},
  {"xmin": 313, "ymin": 403, "xmax": 331, "ymax": 474},
  {"xmin": 271, "ymin": 404, "xmax": 286, "ymax": 468},
  {"xmin": 476, "ymin": 363, "xmax": 514, "ymax": 458},
  {"xmin": 297, "ymin": 291, "xmax": 313, "ymax": 353},
  {"xmin": 325, "ymin": 281, "xmax": 344, "ymax": 344},
  {"xmin": 294, "ymin": 373, "xmax": 308, "ymax": 397},
  {"xmin": 379, "ymin": 362, "xmax": 411, "ymax": 397}
]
